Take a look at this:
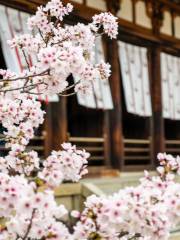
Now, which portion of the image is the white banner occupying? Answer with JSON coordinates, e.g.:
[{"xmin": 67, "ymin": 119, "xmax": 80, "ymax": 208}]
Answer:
[
  {"xmin": 118, "ymin": 41, "xmax": 152, "ymax": 117},
  {"xmin": 161, "ymin": 52, "xmax": 180, "ymax": 120},
  {"xmin": 0, "ymin": 5, "xmax": 58, "ymax": 102},
  {"xmin": 75, "ymin": 36, "xmax": 114, "ymax": 110},
  {"xmin": 0, "ymin": 6, "xmax": 30, "ymax": 73}
]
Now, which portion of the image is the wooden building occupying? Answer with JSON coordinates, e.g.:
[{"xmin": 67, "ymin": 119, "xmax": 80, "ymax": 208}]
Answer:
[{"xmin": 0, "ymin": 0, "xmax": 180, "ymax": 174}]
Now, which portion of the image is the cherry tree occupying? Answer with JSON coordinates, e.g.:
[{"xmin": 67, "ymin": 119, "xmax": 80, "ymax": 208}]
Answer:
[
  {"xmin": 73, "ymin": 154, "xmax": 180, "ymax": 240},
  {"xmin": 0, "ymin": 0, "xmax": 179, "ymax": 239}
]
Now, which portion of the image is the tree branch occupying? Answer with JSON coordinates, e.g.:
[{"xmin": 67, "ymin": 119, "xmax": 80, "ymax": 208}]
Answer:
[
  {"xmin": 22, "ymin": 208, "xmax": 36, "ymax": 240},
  {"xmin": 59, "ymin": 92, "xmax": 76, "ymax": 97},
  {"xmin": 0, "ymin": 69, "xmax": 49, "ymax": 83}
]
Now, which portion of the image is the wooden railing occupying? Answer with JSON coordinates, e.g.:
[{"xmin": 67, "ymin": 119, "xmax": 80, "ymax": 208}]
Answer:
[
  {"xmin": 165, "ymin": 139, "xmax": 180, "ymax": 156},
  {"xmin": 67, "ymin": 134, "xmax": 110, "ymax": 167},
  {"xmin": 68, "ymin": 135, "xmax": 153, "ymax": 170},
  {"xmin": 0, "ymin": 133, "xmax": 46, "ymax": 158},
  {"xmin": 123, "ymin": 138, "xmax": 152, "ymax": 170}
]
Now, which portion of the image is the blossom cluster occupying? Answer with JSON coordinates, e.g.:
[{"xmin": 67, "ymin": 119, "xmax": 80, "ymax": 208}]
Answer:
[
  {"xmin": 28, "ymin": 1, "xmax": 73, "ymax": 33},
  {"xmin": 0, "ymin": 145, "xmax": 40, "ymax": 176},
  {"xmin": 73, "ymin": 170, "xmax": 180, "ymax": 240},
  {"xmin": 44, "ymin": 0, "xmax": 73, "ymax": 20},
  {"xmin": 0, "ymin": 69, "xmax": 16, "ymax": 79},
  {"xmin": 0, "ymin": 142, "xmax": 89, "ymax": 239},
  {"xmin": 38, "ymin": 143, "xmax": 89, "ymax": 187},
  {"xmin": 157, "ymin": 152, "xmax": 180, "ymax": 177},
  {"xmin": 7, "ymin": 34, "xmax": 42, "ymax": 53},
  {"xmin": 0, "ymin": 0, "xmax": 118, "ymax": 97},
  {"xmin": 0, "ymin": 173, "xmax": 72, "ymax": 239},
  {"xmin": 1, "ymin": 152, "xmax": 180, "ymax": 240},
  {"xmin": 0, "ymin": 94, "xmax": 44, "ymax": 149},
  {"xmin": 92, "ymin": 12, "xmax": 118, "ymax": 39},
  {"xmin": 0, "ymin": 0, "xmax": 180, "ymax": 240}
]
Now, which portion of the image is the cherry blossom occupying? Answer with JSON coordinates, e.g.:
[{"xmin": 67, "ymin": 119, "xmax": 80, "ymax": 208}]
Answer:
[
  {"xmin": 38, "ymin": 143, "xmax": 89, "ymax": 187},
  {"xmin": 27, "ymin": 6, "xmax": 53, "ymax": 34},
  {"xmin": 44, "ymin": 0, "xmax": 73, "ymax": 20},
  {"xmin": 96, "ymin": 61, "xmax": 111, "ymax": 81},
  {"xmin": 0, "ymin": 1, "xmax": 180, "ymax": 240},
  {"xmin": 73, "ymin": 165, "xmax": 180, "ymax": 240},
  {"xmin": 157, "ymin": 152, "xmax": 180, "ymax": 176},
  {"xmin": 0, "ymin": 0, "xmax": 118, "ymax": 97},
  {"xmin": 0, "ymin": 173, "xmax": 71, "ymax": 239},
  {"xmin": 0, "ymin": 94, "xmax": 45, "ymax": 149},
  {"xmin": 7, "ymin": 34, "xmax": 42, "ymax": 53},
  {"xmin": 92, "ymin": 12, "xmax": 118, "ymax": 39}
]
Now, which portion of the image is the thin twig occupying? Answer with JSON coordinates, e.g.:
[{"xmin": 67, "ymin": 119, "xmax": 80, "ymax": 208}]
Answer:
[
  {"xmin": 128, "ymin": 234, "xmax": 141, "ymax": 240},
  {"xmin": 38, "ymin": 29, "xmax": 46, "ymax": 45},
  {"xmin": 22, "ymin": 49, "xmax": 30, "ymax": 71},
  {"xmin": 25, "ymin": 81, "xmax": 47, "ymax": 91},
  {"xmin": 21, "ymin": 49, "xmax": 31, "ymax": 89},
  {"xmin": 59, "ymin": 92, "xmax": 77, "ymax": 97},
  {"xmin": 63, "ymin": 81, "xmax": 80, "ymax": 91},
  {"xmin": 23, "ymin": 91, "xmax": 43, "ymax": 95},
  {"xmin": 0, "ymin": 69, "xmax": 49, "ymax": 82},
  {"xmin": 0, "ymin": 81, "xmax": 46, "ymax": 93},
  {"xmin": 22, "ymin": 209, "xmax": 36, "ymax": 240},
  {"xmin": 52, "ymin": 36, "xmax": 69, "ymax": 46}
]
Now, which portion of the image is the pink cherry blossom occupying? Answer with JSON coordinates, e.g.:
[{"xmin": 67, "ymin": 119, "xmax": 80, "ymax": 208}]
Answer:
[
  {"xmin": 44, "ymin": 0, "xmax": 73, "ymax": 20},
  {"xmin": 92, "ymin": 12, "xmax": 118, "ymax": 39},
  {"xmin": 0, "ymin": 0, "xmax": 118, "ymax": 98},
  {"xmin": 38, "ymin": 143, "xmax": 89, "ymax": 187},
  {"xmin": 0, "ymin": 1, "xmax": 180, "ymax": 240}
]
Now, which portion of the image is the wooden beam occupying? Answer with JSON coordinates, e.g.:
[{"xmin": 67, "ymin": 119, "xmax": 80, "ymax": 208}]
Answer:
[
  {"xmin": 105, "ymin": 1, "xmax": 124, "ymax": 170},
  {"xmin": 44, "ymin": 103, "xmax": 53, "ymax": 157},
  {"xmin": 5, "ymin": 0, "xmax": 180, "ymax": 15},
  {"xmin": 0, "ymin": 0, "xmax": 180, "ymax": 51},
  {"xmin": 159, "ymin": 0, "xmax": 180, "ymax": 12},
  {"xmin": 105, "ymin": 38, "xmax": 124, "ymax": 169},
  {"xmin": 149, "ymin": 46, "xmax": 165, "ymax": 164},
  {"xmin": 50, "ymin": 98, "xmax": 68, "ymax": 151},
  {"xmin": 103, "ymin": 111, "xmax": 111, "ymax": 167},
  {"xmin": 0, "ymin": 0, "xmax": 41, "ymax": 13},
  {"xmin": 132, "ymin": 0, "xmax": 136, "ymax": 24}
]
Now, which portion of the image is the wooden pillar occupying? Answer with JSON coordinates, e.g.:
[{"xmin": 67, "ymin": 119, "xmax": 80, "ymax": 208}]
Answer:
[
  {"xmin": 51, "ymin": 97, "xmax": 68, "ymax": 151},
  {"xmin": 149, "ymin": 46, "xmax": 165, "ymax": 164},
  {"xmin": 103, "ymin": 110, "xmax": 111, "ymax": 168},
  {"xmin": 106, "ymin": 38, "xmax": 124, "ymax": 169},
  {"xmin": 104, "ymin": 0, "xmax": 124, "ymax": 169},
  {"xmin": 44, "ymin": 104, "xmax": 53, "ymax": 157}
]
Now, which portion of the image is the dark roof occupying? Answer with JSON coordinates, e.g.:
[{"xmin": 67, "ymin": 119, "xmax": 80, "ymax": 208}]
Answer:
[{"xmin": 171, "ymin": 0, "xmax": 180, "ymax": 4}]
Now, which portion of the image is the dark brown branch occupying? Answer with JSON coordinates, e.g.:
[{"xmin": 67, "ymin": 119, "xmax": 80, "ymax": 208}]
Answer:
[
  {"xmin": 0, "ymin": 81, "xmax": 46, "ymax": 93},
  {"xmin": 22, "ymin": 49, "xmax": 31, "ymax": 71},
  {"xmin": 23, "ymin": 91, "xmax": 43, "ymax": 95},
  {"xmin": 63, "ymin": 81, "xmax": 80, "ymax": 91},
  {"xmin": 22, "ymin": 208, "xmax": 36, "ymax": 240},
  {"xmin": 0, "ymin": 69, "xmax": 49, "ymax": 82},
  {"xmin": 52, "ymin": 36, "xmax": 70, "ymax": 46},
  {"xmin": 38, "ymin": 29, "xmax": 47, "ymax": 45},
  {"xmin": 128, "ymin": 234, "xmax": 141, "ymax": 240},
  {"xmin": 59, "ymin": 92, "xmax": 76, "ymax": 97}
]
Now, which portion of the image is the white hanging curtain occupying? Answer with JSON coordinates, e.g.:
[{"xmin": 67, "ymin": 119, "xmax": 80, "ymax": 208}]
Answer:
[
  {"xmin": 161, "ymin": 52, "xmax": 180, "ymax": 120},
  {"xmin": 74, "ymin": 36, "xmax": 114, "ymax": 109},
  {"xmin": 0, "ymin": 5, "xmax": 58, "ymax": 102},
  {"xmin": 0, "ymin": 6, "xmax": 31, "ymax": 73},
  {"xmin": 118, "ymin": 41, "xmax": 152, "ymax": 117}
]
